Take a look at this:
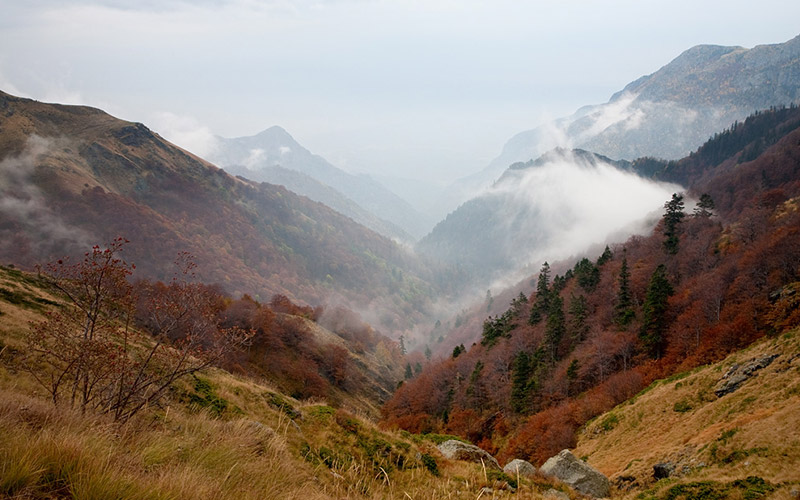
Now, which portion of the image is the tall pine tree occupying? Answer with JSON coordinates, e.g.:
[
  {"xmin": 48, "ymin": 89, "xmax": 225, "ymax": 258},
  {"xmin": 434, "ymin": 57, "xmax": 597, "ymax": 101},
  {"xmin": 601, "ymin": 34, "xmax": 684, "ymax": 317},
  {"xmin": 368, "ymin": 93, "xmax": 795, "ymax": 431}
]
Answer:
[
  {"xmin": 544, "ymin": 294, "xmax": 566, "ymax": 362},
  {"xmin": 640, "ymin": 264, "xmax": 674, "ymax": 358},
  {"xmin": 663, "ymin": 193, "xmax": 686, "ymax": 254},
  {"xmin": 614, "ymin": 252, "xmax": 635, "ymax": 326},
  {"xmin": 510, "ymin": 351, "xmax": 531, "ymax": 413},
  {"xmin": 568, "ymin": 293, "xmax": 589, "ymax": 342},
  {"xmin": 529, "ymin": 262, "xmax": 551, "ymax": 325},
  {"xmin": 693, "ymin": 193, "xmax": 716, "ymax": 217}
]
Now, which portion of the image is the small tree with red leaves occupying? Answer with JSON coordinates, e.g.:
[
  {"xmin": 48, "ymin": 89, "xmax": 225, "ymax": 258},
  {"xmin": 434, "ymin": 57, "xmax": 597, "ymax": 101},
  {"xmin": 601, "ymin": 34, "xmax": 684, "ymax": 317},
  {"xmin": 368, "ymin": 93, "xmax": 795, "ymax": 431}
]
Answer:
[{"xmin": 25, "ymin": 240, "xmax": 252, "ymax": 422}]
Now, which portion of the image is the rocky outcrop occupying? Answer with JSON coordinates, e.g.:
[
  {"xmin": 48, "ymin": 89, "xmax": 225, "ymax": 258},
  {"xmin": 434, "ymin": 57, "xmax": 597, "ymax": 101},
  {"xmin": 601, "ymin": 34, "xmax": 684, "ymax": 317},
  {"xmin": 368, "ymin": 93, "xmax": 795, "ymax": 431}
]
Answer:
[
  {"xmin": 503, "ymin": 458, "xmax": 537, "ymax": 477},
  {"xmin": 540, "ymin": 449, "xmax": 610, "ymax": 498},
  {"xmin": 714, "ymin": 354, "xmax": 779, "ymax": 397},
  {"xmin": 653, "ymin": 461, "xmax": 676, "ymax": 479},
  {"xmin": 436, "ymin": 440, "xmax": 501, "ymax": 470}
]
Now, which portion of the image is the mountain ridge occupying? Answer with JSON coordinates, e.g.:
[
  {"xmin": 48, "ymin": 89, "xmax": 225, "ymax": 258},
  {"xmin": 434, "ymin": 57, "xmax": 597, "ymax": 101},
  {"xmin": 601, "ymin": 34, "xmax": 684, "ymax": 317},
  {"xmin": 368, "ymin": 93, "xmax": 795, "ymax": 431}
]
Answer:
[
  {"xmin": 207, "ymin": 127, "xmax": 433, "ymax": 240},
  {"xmin": 438, "ymin": 34, "xmax": 800, "ymax": 218},
  {"xmin": 0, "ymin": 90, "xmax": 435, "ymax": 332}
]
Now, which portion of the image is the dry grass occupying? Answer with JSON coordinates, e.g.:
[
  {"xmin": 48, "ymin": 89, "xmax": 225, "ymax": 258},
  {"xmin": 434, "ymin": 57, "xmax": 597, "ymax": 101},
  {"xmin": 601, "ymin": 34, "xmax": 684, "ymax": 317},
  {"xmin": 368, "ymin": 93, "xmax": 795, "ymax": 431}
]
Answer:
[
  {"xmin": 575, "ymin": 329, "xmax": 800, "ymax": 499},
  {"xmin": 1, "ymin": 264, "xmax": 565, "ymax": 499},
  {"xmin": 0, "ymin": 381, "xmax": 573, "ymax": 500}
]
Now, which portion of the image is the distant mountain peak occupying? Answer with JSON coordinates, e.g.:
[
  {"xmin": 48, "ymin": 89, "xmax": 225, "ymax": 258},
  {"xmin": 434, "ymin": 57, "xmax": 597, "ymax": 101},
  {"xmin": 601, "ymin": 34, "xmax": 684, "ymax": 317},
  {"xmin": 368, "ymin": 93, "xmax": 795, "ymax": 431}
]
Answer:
[
  {"xmin": 207, "ymin": 126, "xmax": 433, "ymax": 240},
  {"xmin": 254, "ymin": 125, "xmax": 293, "ymax": 140}
]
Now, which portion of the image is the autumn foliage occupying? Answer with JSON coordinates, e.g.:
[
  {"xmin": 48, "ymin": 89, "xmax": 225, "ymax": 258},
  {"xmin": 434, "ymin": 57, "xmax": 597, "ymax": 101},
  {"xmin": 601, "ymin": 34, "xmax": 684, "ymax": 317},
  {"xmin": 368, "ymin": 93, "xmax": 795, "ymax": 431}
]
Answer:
[
  {"xmin": 24, "ymin": 239, "xmax": 253, "ymax": 422},
  {"xmin": 382, "ymin": 105, "xmax": 800, "ymax": 464}
]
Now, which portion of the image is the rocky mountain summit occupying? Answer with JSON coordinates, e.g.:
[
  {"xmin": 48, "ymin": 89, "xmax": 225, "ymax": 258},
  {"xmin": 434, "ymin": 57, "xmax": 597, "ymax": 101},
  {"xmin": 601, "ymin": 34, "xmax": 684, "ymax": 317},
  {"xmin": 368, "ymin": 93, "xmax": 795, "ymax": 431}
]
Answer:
[{"xmin": 445, "ymin": 34, "xmax": 800, "ymax": 212}]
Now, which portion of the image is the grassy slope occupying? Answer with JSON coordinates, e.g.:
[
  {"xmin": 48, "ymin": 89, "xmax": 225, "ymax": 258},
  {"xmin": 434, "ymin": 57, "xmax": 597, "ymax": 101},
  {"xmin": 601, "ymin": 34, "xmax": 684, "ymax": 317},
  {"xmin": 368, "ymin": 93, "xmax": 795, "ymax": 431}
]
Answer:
[
  {"xmin": 0, "ymin": 266, "xmax": 576, "ymax": 500},
  {"xmin": 3, "ymin": 259, "xmax": 799, "ymax": 499},
  {"xmin": 576, "ymin": 329, "xmax": 800, "ymax": 499}
]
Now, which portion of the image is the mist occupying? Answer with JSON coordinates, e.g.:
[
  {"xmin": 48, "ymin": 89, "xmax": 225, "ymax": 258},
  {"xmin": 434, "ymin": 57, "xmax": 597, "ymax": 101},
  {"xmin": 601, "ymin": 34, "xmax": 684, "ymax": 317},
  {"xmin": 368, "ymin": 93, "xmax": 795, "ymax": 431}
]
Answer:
[
  {"xmin": 0, "ymin": 136, "xmax": 93, "ymax": 258},
  {"xmin": 499, "ymin": 152, "xmax": 680, "ymax": 269},
  {"xmin": 418, "ymin": 149, "xmax": 682, "ymax": 316}
]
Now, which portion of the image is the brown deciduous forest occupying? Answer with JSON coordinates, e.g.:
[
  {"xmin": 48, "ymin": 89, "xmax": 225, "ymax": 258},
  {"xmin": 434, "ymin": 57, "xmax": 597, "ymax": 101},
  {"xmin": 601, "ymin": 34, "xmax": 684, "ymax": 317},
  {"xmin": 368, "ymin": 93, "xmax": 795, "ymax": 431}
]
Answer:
[{"xmin": 381, "ymin": 105, "xmax": 800, "ymax": 465}]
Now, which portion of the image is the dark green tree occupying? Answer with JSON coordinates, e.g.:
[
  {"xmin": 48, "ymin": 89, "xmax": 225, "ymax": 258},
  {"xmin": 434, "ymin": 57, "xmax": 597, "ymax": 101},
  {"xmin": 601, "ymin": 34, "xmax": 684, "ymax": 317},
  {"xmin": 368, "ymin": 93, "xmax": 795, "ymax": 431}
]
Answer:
[
  {"xmin": 399, "ymin": 335, "xmax": 407, "ymax": 355},
  {"xmin": 425, "ymin": 345, "xmax": 432, "ymax": 360},
  {"xmin": 481, "ymin": 310, "xmax": 513, "ymax": 348},
  {"xmin": 568, "ymin": 293, "xmax": 589, "ymax": 342},
  {"xmin": 597, "ymin": 245, "xmax": 613, "ymax": 266},
  {"xmin": 452, "ymin": 344, "xmax": 465, "ymax": 358},
  {"xmin": 510, "ymin": 351, "xmax": 532, "ymax": 413},
  {"xmin": 528, "ymin": 262, "xmax": 551, "ymax": 325},
  {"xmin": 465, "ymin": 360, "xmax": 485, "ymax": 406},
  {"xmin": 574, "ymin": 258, "xmax": 600, "ymax": 292},
  {"xmin": 552, "ymin": 274, "xmax": 567, "ymax": 294},
  {"xmin": 536, "ymin": 262, "xmax": 551, "ymax": 299},
  {"xmin": 404, "ymin": 362, "xmax": 413, "ymax": 380},
  {"xmin": 510, "ymin": 292, "xmax": 528, "ymax": 318},
  {"xmin": 566, "ymin": 359, "xmax": 580, "ymax": 396},
  {"xmin": 544, "ymin": 294, "xmax": 566, "ymax": 362},
  {"xmin": 614, "ymin": 252, "xmax": 635, "ymax": 327},
  {"xmin": 639, "ymin": 264, "xmax": 674, "ymax": 358},
  {"xmin": 663, "ymin": 193, "xmax": 686, "ymax": 254},
  {"xmin": 693, "ymin": 193, "xmax": 716, "ymax": 217}
]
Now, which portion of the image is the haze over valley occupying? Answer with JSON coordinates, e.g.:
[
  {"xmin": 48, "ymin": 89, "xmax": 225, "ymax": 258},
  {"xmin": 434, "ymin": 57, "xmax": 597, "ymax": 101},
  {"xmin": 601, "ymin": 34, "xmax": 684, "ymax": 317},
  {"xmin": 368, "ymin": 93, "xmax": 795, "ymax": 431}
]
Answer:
[{"xmin": 2, "ymin": 3, "xmax": 800, "ymax": 499}]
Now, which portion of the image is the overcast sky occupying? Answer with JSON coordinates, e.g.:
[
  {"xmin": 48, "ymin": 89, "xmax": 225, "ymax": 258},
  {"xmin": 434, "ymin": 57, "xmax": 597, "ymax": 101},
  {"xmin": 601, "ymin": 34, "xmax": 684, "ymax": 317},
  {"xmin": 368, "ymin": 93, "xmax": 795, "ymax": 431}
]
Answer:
[{"xmin": 2, "ymin": 0, "xmax": 799, "ymax": 184}]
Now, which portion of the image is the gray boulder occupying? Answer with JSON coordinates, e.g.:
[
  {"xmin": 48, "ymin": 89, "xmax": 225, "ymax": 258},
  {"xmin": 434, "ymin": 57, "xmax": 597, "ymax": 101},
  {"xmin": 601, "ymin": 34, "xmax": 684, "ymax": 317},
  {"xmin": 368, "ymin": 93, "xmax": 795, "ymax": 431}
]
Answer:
[
  {"xmin": 540, "ymin": 449, "xmax": 610, "ymax": 498},
  {"xmin": 437, "ymin": 440, "xmax": 501, "ymax": 470},
  {"xmin": 504, "ymin": 458, "xmax": 537, "ymax": 477},
  {"xmin": 714, "ymin": 354, "xmax": 779, "ymax": 397}
]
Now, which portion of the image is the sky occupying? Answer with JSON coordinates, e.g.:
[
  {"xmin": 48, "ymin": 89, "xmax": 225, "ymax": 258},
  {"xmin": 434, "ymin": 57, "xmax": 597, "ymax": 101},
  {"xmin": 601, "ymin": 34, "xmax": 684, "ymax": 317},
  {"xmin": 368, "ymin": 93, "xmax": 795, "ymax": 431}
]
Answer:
[{"xmin": 2, "ymin": 0, "xmax": 799, "ymax": 184}]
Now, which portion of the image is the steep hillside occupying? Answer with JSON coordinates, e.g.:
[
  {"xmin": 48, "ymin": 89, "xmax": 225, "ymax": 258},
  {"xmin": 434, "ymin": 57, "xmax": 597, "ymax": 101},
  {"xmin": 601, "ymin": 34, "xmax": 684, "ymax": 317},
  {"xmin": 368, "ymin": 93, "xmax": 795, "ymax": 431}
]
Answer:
[
  {"xmin": 234, "ymin": 163, "xmax": 412, "ymax": 242},
  {"xmin": 446, "ymin": 34, "xmax": 800, "ymax": 212},
  {"xmin": 385, "ymin": 106, "xmax": 800, "ymax": 470},
  {"xmin": 0, "ymin": 91, "xmax": 435, "ymax": 332},
  {"xmin": 208, "ymin": 127, "xmax": 433, "ymax": 240},
  {"xmin": 576, "ymin": 330, "xmax": 800, "ymax": 499}
]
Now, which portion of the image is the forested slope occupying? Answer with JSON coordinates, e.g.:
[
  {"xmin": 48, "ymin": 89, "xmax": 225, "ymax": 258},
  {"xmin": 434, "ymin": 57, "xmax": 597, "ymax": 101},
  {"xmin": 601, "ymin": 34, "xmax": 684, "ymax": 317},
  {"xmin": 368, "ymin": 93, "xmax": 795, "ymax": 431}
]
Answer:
[{"xmin": 383, "ymin": 106, "xmax": 800, "ymax": 465}]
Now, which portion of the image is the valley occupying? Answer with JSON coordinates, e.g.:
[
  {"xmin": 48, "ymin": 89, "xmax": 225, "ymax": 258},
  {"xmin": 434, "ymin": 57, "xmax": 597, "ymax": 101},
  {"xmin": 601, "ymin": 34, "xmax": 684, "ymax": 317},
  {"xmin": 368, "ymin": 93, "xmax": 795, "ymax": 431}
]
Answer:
[{"xmin": 2, "ymin": 28, "xmax": 800, "ymax": 499}]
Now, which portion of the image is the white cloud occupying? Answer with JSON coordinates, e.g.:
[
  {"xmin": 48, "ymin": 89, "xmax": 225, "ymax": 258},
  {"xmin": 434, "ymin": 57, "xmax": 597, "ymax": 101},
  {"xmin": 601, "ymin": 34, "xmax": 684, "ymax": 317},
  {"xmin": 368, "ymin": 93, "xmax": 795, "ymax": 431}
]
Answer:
[
  {"xmin": 150, "ymin": 112, "xmax": 220, "ymax": 159},
  {"xmin": 243, "ymin": 148, "xmax": 266, "ymax": 170},
  {"xmin": 0, "ymin": 136, "xmax": 93, "ymax": 250},
  {"xmin": 491, "ymin": 149, "xmax": 681, "ymax": 280}
]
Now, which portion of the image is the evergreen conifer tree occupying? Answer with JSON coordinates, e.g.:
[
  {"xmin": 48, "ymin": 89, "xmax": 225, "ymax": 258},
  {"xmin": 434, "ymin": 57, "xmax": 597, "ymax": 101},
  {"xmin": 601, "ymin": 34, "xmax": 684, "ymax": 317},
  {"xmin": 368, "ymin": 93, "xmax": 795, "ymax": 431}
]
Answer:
[
  {"xmin": 614, "ymin": 252, "xmax": 635, "ymax": 326},
  {"xmin": 597, "ymin": 245, "xmax": 613, "ymax": 266},
  {"xmin": 568, "ymin": 293, "xmax": 589, "ymax": 342},
  {"xmin": 510, "ymin": 351, "xmax": 531, "ymax": 413},
  {"xmin": 693, "ymin": 193, "xmax": 716, "ymax": 217},
  {"xmin": 528, "ymin": 262, "xmax": 551, "ymax": 324},
  {"xmin": 640, "ymin": 264, "xmax": 674, "ymax": 358},
  {"xmin": 544, "ymin": 294, "xmax": 566, "ymax": 362},
  {"xmin": 663, "ymin": 193, "xmax": 686, "ymax": 254}
]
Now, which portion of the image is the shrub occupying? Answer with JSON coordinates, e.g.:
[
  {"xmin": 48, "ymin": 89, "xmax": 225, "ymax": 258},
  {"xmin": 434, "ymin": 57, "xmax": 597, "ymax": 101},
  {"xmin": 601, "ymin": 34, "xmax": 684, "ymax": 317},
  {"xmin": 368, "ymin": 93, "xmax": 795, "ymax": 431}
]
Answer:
[{"xmin": 420, "ymin": 453, "xmax": 439, "ymax": 476}]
